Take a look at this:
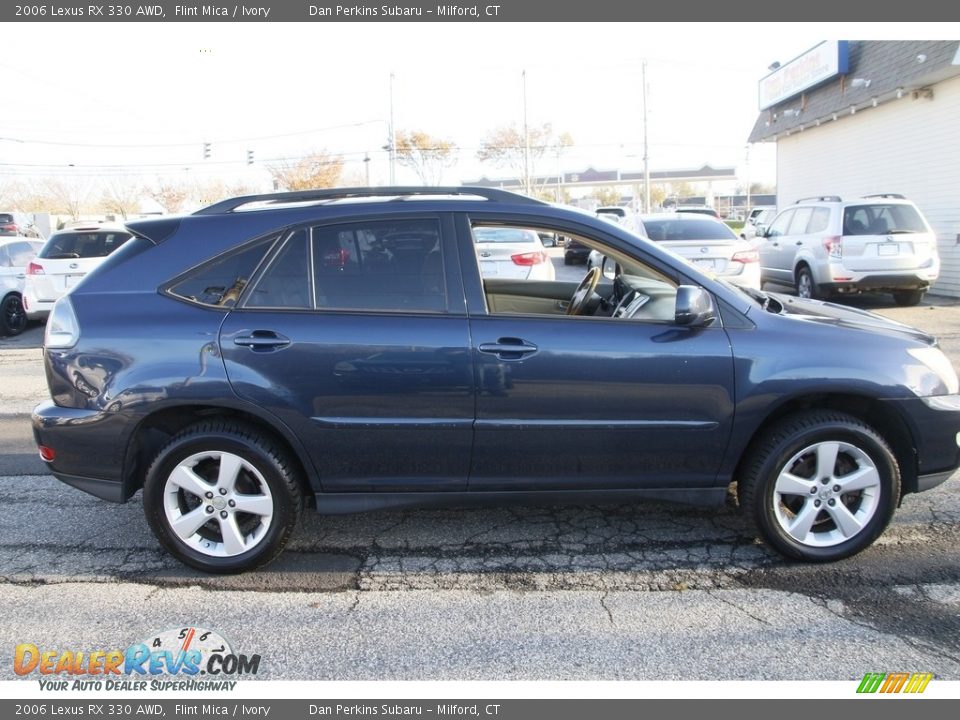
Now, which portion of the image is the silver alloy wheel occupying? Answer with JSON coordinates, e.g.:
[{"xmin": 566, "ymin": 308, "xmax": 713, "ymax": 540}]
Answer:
[
  {"xmin": 773, "ymin": 440, "xmax": 881, "ymax": 547},
  {"xmin": 797, "ymin": 270, "xmax": 813, "ymax": 299},
  {"xmin": 162, "ymin": 451, "xmax": 274, "ymax": 558}
]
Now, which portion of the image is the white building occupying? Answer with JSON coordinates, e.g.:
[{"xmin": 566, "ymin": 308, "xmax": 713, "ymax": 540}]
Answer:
[{"xmin": 749, "ymin": 40, "xmax": 960, "ymax": 296}]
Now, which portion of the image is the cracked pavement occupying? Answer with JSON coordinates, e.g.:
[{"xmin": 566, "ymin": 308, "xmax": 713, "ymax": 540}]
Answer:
[{"xmin": 1, "ymin": 299, "xmax": 959, "ymax": 680}]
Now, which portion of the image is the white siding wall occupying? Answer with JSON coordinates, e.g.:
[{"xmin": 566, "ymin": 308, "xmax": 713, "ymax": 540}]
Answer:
[{"xmin": 776, "ymin": 74, "xmax": 960, "ymax": 296}]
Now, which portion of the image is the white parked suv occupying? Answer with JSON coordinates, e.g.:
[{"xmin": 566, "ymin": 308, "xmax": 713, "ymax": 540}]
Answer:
[
  {"xmin": 758, "ymin": 194, "xmax": 939, "ymax": 306},
  {"xmin": 23, "ymin": 224, "xmax": 133, "ymax": 320}
]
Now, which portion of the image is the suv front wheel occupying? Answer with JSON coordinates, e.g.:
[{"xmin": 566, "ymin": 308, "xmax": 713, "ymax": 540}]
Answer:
[
  {"xmin": 739, "ymin": 411, "xmax": 899, "ymax": 562},
  {"xmin": 143, "ymin": 420, "xmax": 303, "ymax": 573}
]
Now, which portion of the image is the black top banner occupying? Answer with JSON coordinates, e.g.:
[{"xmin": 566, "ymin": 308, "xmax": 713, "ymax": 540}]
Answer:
[{"xmin": 4, "ymin": 0, "xmax": 960, "ymax": 21}]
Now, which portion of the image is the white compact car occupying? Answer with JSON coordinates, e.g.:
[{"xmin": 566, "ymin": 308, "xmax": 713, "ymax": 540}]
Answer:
[
  {"xmin": 639, "ymin": 213, "xmax": 761, "ymax": 290},
  {"xmin": 23, "ymin": 224, "xmax": 133, "ymax": 321},
  {"xmin": 473, "ymin": 226, "xmax": 556, "ymax": 281},
  {"xmin": 0, "ymin": 237, "xmax": 44, "ymax": 336}
]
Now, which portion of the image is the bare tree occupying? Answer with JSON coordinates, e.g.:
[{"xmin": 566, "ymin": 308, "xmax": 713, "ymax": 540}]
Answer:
[
  {"xmin": 190, "ymin": 179, "xmax": 259, "ymax": 208},
  {"xmin": 394, "ymin": 130, "xmax": 457, "ymax": 185},
  {"xmin": 42, "ymin": 177, "xmax": 93, "ymax": 221},
  {"xmin": 268, "ymin": 150, "xmax": 344, "ymax": 191},
  {"xmin": 590, "ymin": 187, "xmax": 622, "ymax": 206},
  {"xmin": 99, "ymin": 179, "xmax": 143, "ymax": 220},
  {"xmin": 143, "ymin": 179, "xmax": 190, "ymax": 214},
  {"xmin": 476, "ymin": 123, "xmax": 573, "ymax": 194}
]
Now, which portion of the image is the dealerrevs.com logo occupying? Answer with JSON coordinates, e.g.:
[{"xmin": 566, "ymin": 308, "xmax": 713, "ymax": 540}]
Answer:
[{"xmin": 14, "ymin": 627, "xmax": 260, "ymax": 691}]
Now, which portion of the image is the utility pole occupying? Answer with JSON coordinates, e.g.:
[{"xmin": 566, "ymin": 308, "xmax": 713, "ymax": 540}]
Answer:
[
  {"xmin": 389, "ymin": 72, "xmax": 397, "ymax": 185},
  {"xmin": 642, "ymin": 60, "xmax": 650, "ymax": 213},
  {"xmin": 744, "ymin": 144, "xmax": 751, "ymax": 212},
  {"xmin": 522, "ymin": 69, "xmax": 531, "ymax": 196}
]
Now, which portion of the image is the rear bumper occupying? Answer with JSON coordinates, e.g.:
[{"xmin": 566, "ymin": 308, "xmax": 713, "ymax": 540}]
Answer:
[
  {"xmin": 22, "ymin": 288, "xmax": 53, "ymax": 320},
  {"xmin": 32, "ymin": 400, "xmax": 134, "ymax": 503}
]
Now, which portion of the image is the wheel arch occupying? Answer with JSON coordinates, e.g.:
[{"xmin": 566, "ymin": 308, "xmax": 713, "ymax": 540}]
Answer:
[
  {"xmin": 733, "ymin": 392, "xmax": 918, "ymax": 499},
  {"xmin": 122, "ymin": 403, "xmax": 318, "ymax": 506}
]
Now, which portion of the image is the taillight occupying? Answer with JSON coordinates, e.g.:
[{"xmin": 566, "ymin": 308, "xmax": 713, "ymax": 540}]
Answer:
[
  {"xmin": 1, "ymin": 223, "xmax": 17, "ymax": 233},
  {"xmin": 38, "ymin": 446, "xmax": 56, "ymax": 462},
  {"xmin": 823, "ymin": 235, "xmax": 842, "ymax": 259},
  {"xmin": 731, "ymin": 250, "xmax": 759, "ymax": 264},
  {"xmin": 27, "ymin": 261, "xmax": 44, "ymax": 275},
  {"xmin": 511, "ymin": 251, "xmax": 548, "ymax": 266},
  {"xmin": 45, "ymin": 297, "xmax": 80, "ymax": 349}
]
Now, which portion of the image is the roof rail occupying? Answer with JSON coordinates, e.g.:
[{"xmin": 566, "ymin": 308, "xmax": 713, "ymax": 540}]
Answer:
[
  {"xmin": 794, "ymin": 195, "xmax": 842, "ymax": 204},
  {"xmin": 193, "ymin": 186, "xmax": 543, "ymax": 215},
  {"xmin": 862, "ymin": 193, "xmax": 906, "ymax": 199}
]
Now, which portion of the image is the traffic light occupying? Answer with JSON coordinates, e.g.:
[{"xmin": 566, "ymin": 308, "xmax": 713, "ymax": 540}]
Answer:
[
  {"xmin": 246, "ymin": 149, "xmax": 254, "ymax": 166},
  {"xmin": 202, "ymin": 142, "xmax": 211, "ymax": 159}
]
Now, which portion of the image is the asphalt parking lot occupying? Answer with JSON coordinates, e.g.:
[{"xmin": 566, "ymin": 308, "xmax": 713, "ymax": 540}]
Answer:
[{"xmin": 1, "ymin": 263, "xmax": 959, "ymax": 682}]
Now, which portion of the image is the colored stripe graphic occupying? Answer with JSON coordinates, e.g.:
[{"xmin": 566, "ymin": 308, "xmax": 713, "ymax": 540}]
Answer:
[{"xmin": 857, "ymin": 672, "xmax": 932, "ymax": 694}]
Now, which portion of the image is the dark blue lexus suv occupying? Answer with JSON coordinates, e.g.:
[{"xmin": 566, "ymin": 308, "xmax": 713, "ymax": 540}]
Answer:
[{"xmin": 32, "ymin": 187, "xmax": 960, "ymax": 573}]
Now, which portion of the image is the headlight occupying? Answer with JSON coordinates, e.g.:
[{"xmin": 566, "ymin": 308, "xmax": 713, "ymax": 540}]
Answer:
[{"xmin": 907, "ymin": 347, "xmax": 959, "ymax": 396}]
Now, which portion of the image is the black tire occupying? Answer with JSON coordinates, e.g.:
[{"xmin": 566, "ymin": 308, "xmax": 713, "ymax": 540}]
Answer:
[
  {"xmin": 143, "ymin": 420, "xmax": 303, "ymax": 574},
  {"xmin": 795, "ymin": 265, "xmax": 819, "ymax": 300},
  {"xmin": 0, "ymin": 293, "xmax": 27, "ymax": 337},
  {"xmin": 738, "ymin": 411, "xmax": 900, "ymax": 562},
  {"xmin": 563, "ymin": 255, "xmax": 572, "ymax": 266},
  {"xmin": 892, "ymin": 289, "xmax": 924, "ymax": 307}
]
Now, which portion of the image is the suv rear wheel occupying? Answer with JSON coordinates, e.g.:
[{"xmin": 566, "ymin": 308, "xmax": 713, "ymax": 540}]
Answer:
[
  {"xmin": 143, "ymin": 420, "xmax": 303, "ymax": 573},
  {"xmin": 892, "ymin": 289, "xmax": 925, "ymax": 307},
  {"xmin": 739, "ymin": 411, "xmax": 899, "ymax": 562},
  {"xmin": 795, "ymin": 266, "xmax": 819, "ymax": 300},
  {"xmin": 0, "ymin": 293, "xmax": 27, "ymax": 337}
]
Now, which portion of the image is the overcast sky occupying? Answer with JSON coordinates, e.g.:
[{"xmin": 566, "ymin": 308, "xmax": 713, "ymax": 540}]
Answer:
[{"xmin": 0, "ymin": 22, "xmax": 953, "ymax": 191}]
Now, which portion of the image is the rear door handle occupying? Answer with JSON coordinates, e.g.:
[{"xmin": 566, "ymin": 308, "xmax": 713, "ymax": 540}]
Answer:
[
  {"xmin": 478, "ymin": 338, "xmax": 538, "ymax": 360},
  {"xmin": 233, "ymin": 331, "xmax": 291, "ymax": 350}
]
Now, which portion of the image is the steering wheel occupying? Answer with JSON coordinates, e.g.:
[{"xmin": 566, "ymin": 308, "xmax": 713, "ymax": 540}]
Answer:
[{"xmin": 567, "ymin": 266, "xmax": 602, "ymax": 316}]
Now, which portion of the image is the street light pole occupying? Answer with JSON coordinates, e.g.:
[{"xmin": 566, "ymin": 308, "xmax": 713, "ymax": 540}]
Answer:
[
  {"xmin": 744, "ymin": 144, "xmax": 751, "ymax": 212},
  {"xmin": 522, "ymin": 69, "xmax": 531, "ymax": 196}
]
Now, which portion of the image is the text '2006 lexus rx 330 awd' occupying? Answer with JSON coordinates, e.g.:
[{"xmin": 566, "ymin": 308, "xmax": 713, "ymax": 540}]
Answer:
[{"xmin": 32, "ymin": 187, "xmax": 960, "ymax": 573}]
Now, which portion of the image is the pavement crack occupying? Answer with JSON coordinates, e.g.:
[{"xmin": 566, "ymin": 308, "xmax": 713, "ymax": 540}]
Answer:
[
  {"xmin": 599, "ymin": 590, "xmax": 615, "ymax": 626},
  {"xmin": 706, "ymin": 589, "xmax": 772, "ymax": 626}
]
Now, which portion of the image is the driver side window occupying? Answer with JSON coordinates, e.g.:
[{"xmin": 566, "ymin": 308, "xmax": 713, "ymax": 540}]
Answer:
[{"xmin": 470, "ymin": 221, "xmax": 677, "ymax": 322}]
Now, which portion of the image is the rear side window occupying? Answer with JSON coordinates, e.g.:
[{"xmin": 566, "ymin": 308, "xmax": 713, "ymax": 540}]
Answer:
[
  {"xmin": 3, "ymin": 241, "xmax": 40, "ymax": 266},
  {"xmin": 246, "ymin": 230, "xmax": 311, "ymax": 309},
  {"xmin": 806, "ymin": 207, "xmax": 831, "ymax": 234},
  {"xmin": 168, "ymin": 237, "xmax": 276, "ymax": 308},
  {"xmin": 39, "ymin": 231, "xmax": 132, "ymax": 259},
  {"xmin": 312, "ymin": 219, "xmax": 446, "ymax": 312}
]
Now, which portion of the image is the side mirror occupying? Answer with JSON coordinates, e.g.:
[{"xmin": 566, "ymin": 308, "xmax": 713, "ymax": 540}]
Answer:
[{"xmin": 675, "ymin": 286, "xmax": 717, "ymax": 328}]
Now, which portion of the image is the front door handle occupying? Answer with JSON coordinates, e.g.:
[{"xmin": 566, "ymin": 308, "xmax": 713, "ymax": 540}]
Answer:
[
  {"xmin": 479, "ymin": 338, "xmax": 538, "ymax": 360},
  {"xmin": 233, "ymin": 331, "xmax": 291, "ymax": 350}
]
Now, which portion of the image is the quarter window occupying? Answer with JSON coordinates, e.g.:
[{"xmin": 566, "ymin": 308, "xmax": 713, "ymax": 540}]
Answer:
[
  {"xmin": 168, "ymin": 237, "xmax": 276, "ymax": 308},
  {"xmin": 246, "ymin": 230, "xmax": 311, "ymax": 309}
]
